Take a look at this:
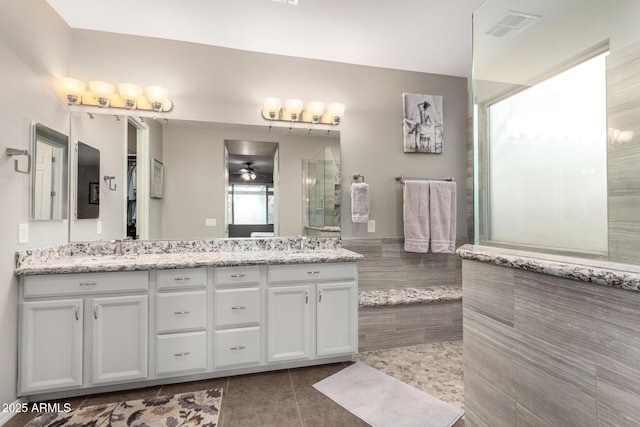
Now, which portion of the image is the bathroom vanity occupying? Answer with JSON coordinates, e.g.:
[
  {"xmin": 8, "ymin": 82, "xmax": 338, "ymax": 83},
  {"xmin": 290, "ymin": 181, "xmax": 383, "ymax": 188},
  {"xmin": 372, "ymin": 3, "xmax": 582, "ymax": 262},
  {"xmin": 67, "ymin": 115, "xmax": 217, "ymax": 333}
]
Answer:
[{"xmin": 15, "ymin": 237, "xmax": 361, "ymax": 399}]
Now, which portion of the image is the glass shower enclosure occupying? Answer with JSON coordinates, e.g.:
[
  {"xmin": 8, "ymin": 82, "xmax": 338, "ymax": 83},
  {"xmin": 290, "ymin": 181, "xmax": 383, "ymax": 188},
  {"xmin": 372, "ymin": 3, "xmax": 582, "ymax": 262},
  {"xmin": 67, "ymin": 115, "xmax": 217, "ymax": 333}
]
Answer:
[{"xmin": 302, "ymin": 147, "xmax": 341, "ymax": 236}]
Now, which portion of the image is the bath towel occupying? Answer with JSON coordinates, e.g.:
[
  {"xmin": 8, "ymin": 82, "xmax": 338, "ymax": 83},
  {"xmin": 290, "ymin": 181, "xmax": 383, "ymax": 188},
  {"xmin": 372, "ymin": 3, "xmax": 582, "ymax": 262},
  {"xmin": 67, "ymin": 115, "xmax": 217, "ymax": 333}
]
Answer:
[
  {"xmin": 403, "ymin": 180, "xmax": 430, "ymax": 253},
  {"xmin": 351, "ymin": 182, "xmax": 370, "ymax": 223},
  {"xmin": 429, "ymin": 181, "xmax": 457, "ymax": 253}
]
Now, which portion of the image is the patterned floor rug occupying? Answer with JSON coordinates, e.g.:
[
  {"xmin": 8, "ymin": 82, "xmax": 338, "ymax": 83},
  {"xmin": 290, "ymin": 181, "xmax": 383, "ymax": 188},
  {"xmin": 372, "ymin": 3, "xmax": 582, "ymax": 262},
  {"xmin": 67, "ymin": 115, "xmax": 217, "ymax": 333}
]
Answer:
[{"xmin": 25, "ymin": 389, "xmax": 222, "ymax": 427}]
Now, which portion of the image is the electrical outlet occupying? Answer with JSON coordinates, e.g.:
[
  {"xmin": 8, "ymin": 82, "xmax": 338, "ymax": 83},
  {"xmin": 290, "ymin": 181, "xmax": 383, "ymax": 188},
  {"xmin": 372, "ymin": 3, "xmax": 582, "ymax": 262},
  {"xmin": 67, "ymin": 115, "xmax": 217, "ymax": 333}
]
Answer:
[
  {"xmin": 18, "ymin": 223, "xmax": 29, "ymax": 244},
  {"xmin": 205, "ymin": 218, "xmax": 217, "ymax": 227},
  {"xmin": 97, "ymin": 220, "xmax": 102, "ymax": 235},
  {"xmin": 367, "ymin": 220, "xmax": 375, "ymax": 233}
]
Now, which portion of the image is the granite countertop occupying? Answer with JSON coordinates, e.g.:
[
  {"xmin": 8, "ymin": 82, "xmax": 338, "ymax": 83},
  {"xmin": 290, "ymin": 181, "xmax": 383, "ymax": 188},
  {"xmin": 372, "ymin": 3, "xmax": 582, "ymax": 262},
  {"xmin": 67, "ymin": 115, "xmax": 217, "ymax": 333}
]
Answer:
[
  {"xmin": 358, "ymin": 286, "xmax": 462, "ymax": 308},
  {"xmin": 456, "ymin": 244, "xmax": 640, "ymax": 292},
  {"xmin": 15, "ymin": 237, "xmax": 364, "ymax": 276}
]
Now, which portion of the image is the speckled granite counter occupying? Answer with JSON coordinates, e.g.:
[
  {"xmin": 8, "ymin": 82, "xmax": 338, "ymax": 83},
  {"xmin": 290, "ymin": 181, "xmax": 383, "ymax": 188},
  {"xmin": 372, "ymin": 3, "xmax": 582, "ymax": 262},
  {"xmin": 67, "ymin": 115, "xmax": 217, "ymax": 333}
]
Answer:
[
  {"xmin": 456, "ymin": 244, "xmax": 640, "ymax": 292},
  {"xmin": 15, "ymin": 237, "xmax": 363, "ymax": 276},
  {"xmin": 359, "ymin": 287, "xmax": 462, "ymax": 308}
]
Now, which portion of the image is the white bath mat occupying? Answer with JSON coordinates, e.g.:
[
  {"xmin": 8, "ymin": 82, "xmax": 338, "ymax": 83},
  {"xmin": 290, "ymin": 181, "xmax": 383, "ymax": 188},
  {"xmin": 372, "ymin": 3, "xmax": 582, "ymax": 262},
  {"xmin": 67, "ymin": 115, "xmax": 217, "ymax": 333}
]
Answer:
[{"xmin": 313, "ymin": 361, "xmax": 463, "ymax": 427}]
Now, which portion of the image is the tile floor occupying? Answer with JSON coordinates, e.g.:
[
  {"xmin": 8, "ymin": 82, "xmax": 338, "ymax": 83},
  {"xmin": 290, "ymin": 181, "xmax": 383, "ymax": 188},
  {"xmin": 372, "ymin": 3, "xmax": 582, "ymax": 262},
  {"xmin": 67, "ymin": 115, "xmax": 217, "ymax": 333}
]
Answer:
[{"xmin": 7, "ymin": 340, "xmax": 464, "ymax": 427}]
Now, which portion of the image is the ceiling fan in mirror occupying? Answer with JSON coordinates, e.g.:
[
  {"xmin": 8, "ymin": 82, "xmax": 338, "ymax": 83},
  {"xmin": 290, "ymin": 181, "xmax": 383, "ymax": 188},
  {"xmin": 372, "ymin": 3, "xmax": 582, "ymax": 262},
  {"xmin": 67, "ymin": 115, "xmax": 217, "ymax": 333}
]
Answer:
[{"xmin": 234, "ymin": 162, "xmax": 264, "ymax": 181}]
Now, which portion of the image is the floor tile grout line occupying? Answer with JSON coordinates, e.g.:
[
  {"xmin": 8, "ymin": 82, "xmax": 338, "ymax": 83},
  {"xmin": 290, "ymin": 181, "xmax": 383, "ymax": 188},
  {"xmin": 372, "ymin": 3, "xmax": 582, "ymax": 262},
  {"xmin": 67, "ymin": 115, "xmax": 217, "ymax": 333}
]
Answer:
[{"xmin": 288, "ymin": 369, "xmax": 306, "ymax": 427}]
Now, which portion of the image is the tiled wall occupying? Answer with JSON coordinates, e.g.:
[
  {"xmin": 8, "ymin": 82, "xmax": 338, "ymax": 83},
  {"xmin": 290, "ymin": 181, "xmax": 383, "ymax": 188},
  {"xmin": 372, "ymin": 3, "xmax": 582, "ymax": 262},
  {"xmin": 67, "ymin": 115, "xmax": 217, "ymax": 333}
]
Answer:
[
  {"xmin": 341, "ymin": 238, "xmax": 464, "ymax": 291},
  {"xmin": 462, "ymin": 260, "xmax": 640, "ymax": 427},
  {"xmin": 607, "ymin": 40, "xmax": 640, "ymax": 264}
]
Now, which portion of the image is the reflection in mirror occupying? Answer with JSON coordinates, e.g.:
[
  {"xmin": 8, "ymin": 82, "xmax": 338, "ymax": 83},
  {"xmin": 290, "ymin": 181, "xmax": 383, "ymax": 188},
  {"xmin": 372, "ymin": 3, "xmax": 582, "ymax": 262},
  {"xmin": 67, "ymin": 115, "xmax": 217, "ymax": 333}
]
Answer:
[
  {"xmin": 226, "ymin": 140, "xmax": 278, "ymax": 238},
  {"xmin": 31, "ymin": 123, "xmax": 68, "ymax": 220},
  {"xmin": 76, "ymin": 142, "xmax": 100, "ymax": 219},
  {"xmin": 67, "ymin": 113, "xmax": 340, "ymax": 240},
  {"xmin": 303, "ymin": 147, "xmax": 340, "ymax": 237}
]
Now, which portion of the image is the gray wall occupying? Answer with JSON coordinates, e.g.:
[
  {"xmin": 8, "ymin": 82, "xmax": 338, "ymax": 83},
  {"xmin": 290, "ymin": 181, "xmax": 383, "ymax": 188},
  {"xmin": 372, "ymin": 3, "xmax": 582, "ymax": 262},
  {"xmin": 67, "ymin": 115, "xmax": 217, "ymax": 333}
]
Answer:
[
  {"xmin": 0, "ymin": 0, "xmax": 70, "ymax": 409},
  {"xmin": 68, "ymin": 30, "xmax": 469, "ymax": 241},
  {"xmin": 463, "ymin": 259, "xmax": 640, "ymax": 427}
]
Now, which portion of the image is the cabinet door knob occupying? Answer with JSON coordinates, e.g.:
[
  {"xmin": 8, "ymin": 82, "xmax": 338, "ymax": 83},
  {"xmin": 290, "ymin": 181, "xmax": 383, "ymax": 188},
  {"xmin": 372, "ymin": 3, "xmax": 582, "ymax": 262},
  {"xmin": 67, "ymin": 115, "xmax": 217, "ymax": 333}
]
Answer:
[
  {"xmin": 231, "ymin": 306, "xmax": 246, "ymax": 310},
  {"xmin": 230, "ymin": 274, "xmax": 245, "ymax": 278},
  {"xmin": 305, "ymin": 291, "xmax": 309, "ymax": 304},
  {"xmin": 93, "ymin": 305, "xmax": 98, "ymax": 319},
  {"xmin": 319, "ymin": 290, "xmax": 323, "ymax": 303},
  {"xmin": 74, "ymin": 305, "xmax": 80, "ymax": 320},
  {"xmin": 174, "ymin": 352, "xmax": 191, "ymax": 357}
]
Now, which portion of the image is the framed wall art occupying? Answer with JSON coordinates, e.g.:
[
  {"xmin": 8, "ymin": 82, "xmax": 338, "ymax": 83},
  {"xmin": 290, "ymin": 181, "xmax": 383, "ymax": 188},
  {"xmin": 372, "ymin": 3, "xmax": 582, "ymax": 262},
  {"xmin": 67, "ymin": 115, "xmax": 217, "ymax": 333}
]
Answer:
[
  {"xmin": 151, "ymin": 158, "xmax": 164, "ymax": 199},
  {"xmin": 402, "ymin": 93, "xmax": 444, "ymax": 153}
]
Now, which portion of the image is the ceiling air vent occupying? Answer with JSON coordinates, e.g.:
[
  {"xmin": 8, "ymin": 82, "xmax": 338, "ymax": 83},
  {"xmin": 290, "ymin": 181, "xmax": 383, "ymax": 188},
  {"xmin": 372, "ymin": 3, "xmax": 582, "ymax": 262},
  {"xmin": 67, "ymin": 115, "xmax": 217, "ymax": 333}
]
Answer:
[{"xmin": 485, "ymin": 11, "xmax": 540, "ymax": 38}]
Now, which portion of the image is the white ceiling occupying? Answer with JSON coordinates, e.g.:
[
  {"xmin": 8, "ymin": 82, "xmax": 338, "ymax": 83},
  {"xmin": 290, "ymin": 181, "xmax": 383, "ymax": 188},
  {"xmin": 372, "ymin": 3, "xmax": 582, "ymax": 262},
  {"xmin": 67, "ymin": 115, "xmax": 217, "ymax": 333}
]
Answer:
[{"xmin": 46, "ymin": 0, "xmax": 487, "ymax": 78}]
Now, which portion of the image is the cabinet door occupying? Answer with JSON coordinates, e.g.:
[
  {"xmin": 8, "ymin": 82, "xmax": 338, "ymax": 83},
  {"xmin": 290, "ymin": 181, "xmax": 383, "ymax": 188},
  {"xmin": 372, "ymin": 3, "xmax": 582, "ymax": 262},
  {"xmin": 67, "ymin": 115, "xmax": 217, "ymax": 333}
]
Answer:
[
  {"xmin": 316, "ymin": 282, "xmax": 358, "ymax": 357},
  {"xmin": 267, "ymin": 285, "xmax": 311, "ymax": 362},
  {"xmin": 20, "ymin": 299, "xmax": 83, "ymax": 393},
  {"xmin": 91, "ymin": 295, "xmax": 148, "ymax": 384}
]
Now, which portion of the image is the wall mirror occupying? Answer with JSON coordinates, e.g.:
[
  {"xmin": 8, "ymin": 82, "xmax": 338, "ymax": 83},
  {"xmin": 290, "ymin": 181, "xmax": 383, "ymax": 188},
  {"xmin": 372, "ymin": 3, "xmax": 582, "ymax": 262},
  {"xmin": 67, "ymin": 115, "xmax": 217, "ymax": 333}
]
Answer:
[
  {"xmin": 31, "ymin": 123, "xmax": 69, "ymax": 220},
  {"xmin": 76, "ymin": 141, "xmax": 100, "ymax": 219},
  {"xmin": 67, "ymin": 112, "xmax": 340, "ymax": 241}
]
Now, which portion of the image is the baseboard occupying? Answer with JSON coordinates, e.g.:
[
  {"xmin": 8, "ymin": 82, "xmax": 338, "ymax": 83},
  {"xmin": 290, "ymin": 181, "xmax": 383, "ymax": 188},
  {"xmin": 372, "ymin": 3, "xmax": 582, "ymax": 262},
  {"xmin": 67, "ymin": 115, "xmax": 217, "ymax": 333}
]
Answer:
[{"xmin": 0, "ymin": 397, "xmax": 28, "ymax": 426}]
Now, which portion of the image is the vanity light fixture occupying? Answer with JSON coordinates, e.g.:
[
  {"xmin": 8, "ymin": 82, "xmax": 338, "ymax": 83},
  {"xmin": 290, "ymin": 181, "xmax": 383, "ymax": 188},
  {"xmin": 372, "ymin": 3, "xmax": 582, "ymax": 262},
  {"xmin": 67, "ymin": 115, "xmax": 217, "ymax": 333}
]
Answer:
[
  {"xmin": 60, "ymin": 78, "xmax": 173, "ymax": 113},
  {"xmin": 61, "ymin": 77, "xmax": 85, "ymax": 105},
  {"xmin": 89, "ymin": 81, "xmax": 115, "ymax": 107},
  {"xmin": 261, "ymin": 97, "xmax": 345, "ymax": 127}
]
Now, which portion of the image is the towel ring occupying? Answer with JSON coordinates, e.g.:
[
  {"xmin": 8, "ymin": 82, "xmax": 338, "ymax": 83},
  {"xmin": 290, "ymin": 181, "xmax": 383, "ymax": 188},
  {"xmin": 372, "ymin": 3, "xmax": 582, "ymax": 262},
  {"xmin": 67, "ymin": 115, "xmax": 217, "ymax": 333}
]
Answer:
[{"xmin": 353, "ymin": 174, "xmax": 365, "ymax": 183}]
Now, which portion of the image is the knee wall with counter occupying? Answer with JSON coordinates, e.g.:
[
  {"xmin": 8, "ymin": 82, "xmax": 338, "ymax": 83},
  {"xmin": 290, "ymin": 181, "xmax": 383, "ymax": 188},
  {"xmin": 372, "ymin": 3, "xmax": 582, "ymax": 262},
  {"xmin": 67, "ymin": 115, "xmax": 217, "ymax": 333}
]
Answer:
[{"xmin": 461, "ymin": 251, "xmax": 640, "ymax": 427}]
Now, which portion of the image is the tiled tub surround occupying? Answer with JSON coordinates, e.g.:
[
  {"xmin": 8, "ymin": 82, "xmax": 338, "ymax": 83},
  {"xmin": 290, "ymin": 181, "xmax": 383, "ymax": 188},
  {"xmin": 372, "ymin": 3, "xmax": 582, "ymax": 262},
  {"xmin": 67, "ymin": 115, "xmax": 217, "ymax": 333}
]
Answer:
[
  {"xmin": 459, "ymin": 244, "xmax": 640, "ymax": 427},
  {"xmin": 15, "ymin": 237, "xmax": 361, "ymax": 275}
]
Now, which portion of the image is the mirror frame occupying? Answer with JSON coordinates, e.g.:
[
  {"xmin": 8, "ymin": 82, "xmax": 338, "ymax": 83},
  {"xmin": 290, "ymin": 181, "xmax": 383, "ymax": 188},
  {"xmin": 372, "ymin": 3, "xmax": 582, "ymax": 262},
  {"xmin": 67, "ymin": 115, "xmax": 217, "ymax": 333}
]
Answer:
[{"xmin": 30, "ymin": 122, "xmax": 69, "ymax": 221}]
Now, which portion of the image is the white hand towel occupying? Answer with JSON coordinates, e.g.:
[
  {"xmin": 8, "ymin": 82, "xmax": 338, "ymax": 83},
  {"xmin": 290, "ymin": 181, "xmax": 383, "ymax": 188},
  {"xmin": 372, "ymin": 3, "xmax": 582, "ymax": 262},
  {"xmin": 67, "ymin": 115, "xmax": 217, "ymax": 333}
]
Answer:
[
  {"xmin": 429, "ymin": 181, "xmax": 457, "ymax": 253},
  {"xmin": 351, "ymin": 182, "xmax": 370, "ymax": 223},
  {"xmin": 403, "ymin": 180, "xmax": 430, "ymax": 253}
]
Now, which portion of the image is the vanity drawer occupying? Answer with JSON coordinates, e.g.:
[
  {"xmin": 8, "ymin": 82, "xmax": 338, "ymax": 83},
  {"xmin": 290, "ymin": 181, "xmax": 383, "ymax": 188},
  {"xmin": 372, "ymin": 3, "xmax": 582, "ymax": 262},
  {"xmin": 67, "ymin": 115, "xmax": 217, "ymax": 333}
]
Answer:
[
  {"xmin": 23, "ymin": 271, "xmax": 148, "ymax": 298},
  {"xmin": 268, "ymin": 263, "xmax": 356, "ymax": 284},
  {"xmin": 157, "ymin": 291, "xmax": 207, "ymax": 333},
  {"xmin": 157, "ymin": 268, "xmax": 207, "ymax": 290},
  {"xmin": 215, "ymin": 266, "xmax": 261, "ymax": 287},
  {"xmin": 157, "ymin": 331, "xmax": 207, "ymax": 375},
  {"xmin": 214, "ymin": 287, "xmax": 260, "ymax": 327},
  {"xmin": 214, "ymin": 327, "xmax": 261, "ymax": 368}
]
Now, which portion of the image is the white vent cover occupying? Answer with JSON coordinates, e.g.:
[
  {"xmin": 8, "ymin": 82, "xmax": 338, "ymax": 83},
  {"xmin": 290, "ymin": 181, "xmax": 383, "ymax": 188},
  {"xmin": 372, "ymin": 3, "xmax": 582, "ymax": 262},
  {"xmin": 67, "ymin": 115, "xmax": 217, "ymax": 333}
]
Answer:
[
  {"xmin": 271, "ymin": 0, "xmax": 299, "ymax": 4},
  {"xmin": 485, "ymin": 11, "xmax": 540, "ymax": 38}
]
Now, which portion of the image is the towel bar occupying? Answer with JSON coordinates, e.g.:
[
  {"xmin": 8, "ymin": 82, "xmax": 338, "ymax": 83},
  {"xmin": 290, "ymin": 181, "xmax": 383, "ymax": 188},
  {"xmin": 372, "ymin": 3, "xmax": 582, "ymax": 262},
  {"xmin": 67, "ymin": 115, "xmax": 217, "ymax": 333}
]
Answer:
[{"xmin": 395, "ymin": 175, "xmax": 454, "ymax": 183}]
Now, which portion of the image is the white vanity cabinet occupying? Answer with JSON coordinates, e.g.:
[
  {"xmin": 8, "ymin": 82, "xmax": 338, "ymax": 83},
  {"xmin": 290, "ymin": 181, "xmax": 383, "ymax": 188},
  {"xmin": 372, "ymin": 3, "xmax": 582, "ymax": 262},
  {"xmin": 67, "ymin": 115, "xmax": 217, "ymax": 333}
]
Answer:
[
  {"xmin": 267, "ymin": 263, "xmax": 358, "ymax": 363},
  {"xmin": 155, "ymin": 268, "xmax": 208, "ymax": 377},
  {"xmin": 213, "ymin": 266, "xmax": 262, "ymax": 369},
  {"xmin": 20, "ymin": 299, "xmax": 84, "ymax": 393},
  {"xmin": 18, "ymin": 258, "xmax": 358, "ymax": 398},
  {"xmin": 19, "ymin": 271, "xmax": 149, "ymax": 395}
]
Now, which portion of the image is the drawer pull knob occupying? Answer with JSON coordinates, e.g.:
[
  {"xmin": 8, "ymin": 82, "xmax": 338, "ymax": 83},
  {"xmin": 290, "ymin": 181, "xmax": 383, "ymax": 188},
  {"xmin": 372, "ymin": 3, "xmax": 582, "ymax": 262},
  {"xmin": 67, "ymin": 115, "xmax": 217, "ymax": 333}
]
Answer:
[
  {"xmin": 80, "ymin": 282, "xmax": 97, "ymax": 287},
  {"xmin": 230, "ymin": 274, "xmax": 245, "ymax": 278},
  {"xmin": 174, "ymin": 352, "xmax": 191, "ymax": 357},
  {"xmin": 174, "ymin": 311, "xmax": 191, "ymax": 315},
  {"xmin": 307, "ymin": 271, "xmax": 320, "ymax": 275},
  {"xmin": 174, "ymin": 277, "xmax": 191, "ymax": 282},
  {"xmin": 230, "ymin": 346, "xmax": 246, "ymax": 351},
  {"xmin": 231, "ymin": 306, "xmax": 246, "ymax": 310}
]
